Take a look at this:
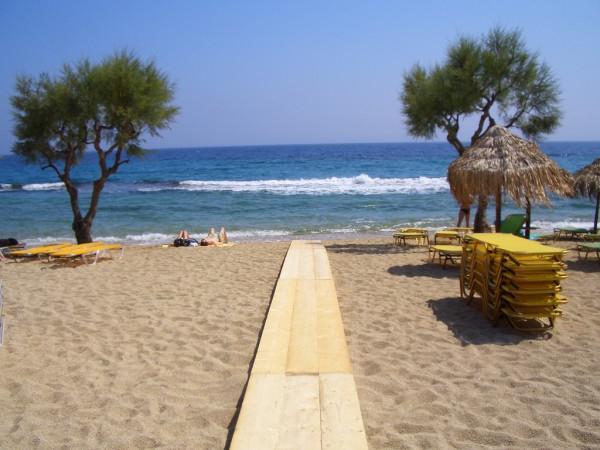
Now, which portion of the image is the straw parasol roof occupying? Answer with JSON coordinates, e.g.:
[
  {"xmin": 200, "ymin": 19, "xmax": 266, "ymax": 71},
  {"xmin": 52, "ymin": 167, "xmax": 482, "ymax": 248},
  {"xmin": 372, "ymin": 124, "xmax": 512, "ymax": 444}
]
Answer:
[
  {"xmin": 573, "ymin": 157, "xmax": 600, "ymax": 199},
  {"xmin": 573, "ymin": 157, "xmax": 600, "ymax": 233},
  {"xmin": 448, "ymin": 125, "xmax": 573, "ymax": 207}
]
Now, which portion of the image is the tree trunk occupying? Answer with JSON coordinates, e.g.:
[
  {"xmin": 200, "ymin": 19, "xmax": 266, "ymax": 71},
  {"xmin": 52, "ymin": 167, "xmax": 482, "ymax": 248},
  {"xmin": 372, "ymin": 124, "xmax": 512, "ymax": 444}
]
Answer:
[
  {"xmin": 62, "ymin": 179, "xmax": 92, "ymax": 244},
  {"xmin": 73, "ymin": 218, "xmax": 93, "ymax": 244},
  {"xmin": 525, "ymin": 198, "xmax": 531, "ymax": 239},
  {"xmin": 473, "ymin": 195, "xmax": 489, "ymax": 232},
  {"xmin": 63, "ymin": 176, "xmax": 107, "ymax": 244},
  {"xmin": 594, "ymin": 193, "xmax": 600, "ymax": 234},
  {"xmin": 495, "ymin": 186, "xmax": 502, "ymax": 233},
  {"xmin": 84, "ymin": 179, "xmax": 106, "ymax": 226}
]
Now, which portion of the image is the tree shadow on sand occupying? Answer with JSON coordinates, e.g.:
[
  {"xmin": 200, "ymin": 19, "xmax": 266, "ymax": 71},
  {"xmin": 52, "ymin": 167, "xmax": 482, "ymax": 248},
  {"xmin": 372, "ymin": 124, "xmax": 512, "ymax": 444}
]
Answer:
[
  {"xmin": 325, "ymin": 242, "xmax": 425, "ymax": 256},
  {"xmin": 427, "ymin": 297, "xmax": 551, "ymax": 345},
  {"xmin": 388, "ymin": 263, "xmax": 460, "ymax": 280}
]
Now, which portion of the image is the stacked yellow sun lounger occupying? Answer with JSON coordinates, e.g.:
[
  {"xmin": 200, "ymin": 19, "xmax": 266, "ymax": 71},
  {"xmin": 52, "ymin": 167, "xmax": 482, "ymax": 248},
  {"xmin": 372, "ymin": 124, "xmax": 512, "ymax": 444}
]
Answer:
[{"xmin": 461, "ymin": 234, "xmax": 568, "ymax": 331}]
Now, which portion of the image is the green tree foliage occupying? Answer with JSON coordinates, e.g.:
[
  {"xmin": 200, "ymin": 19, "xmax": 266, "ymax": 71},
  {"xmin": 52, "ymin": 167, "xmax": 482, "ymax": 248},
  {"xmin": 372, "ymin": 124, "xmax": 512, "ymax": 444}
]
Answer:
[
  {"xmin": 11, "ymin": 52, "xmax": 179, "ymax": 243},
  {"xmin": 400, "ymin": 27, "xmax": 562, "ymax": 230}
]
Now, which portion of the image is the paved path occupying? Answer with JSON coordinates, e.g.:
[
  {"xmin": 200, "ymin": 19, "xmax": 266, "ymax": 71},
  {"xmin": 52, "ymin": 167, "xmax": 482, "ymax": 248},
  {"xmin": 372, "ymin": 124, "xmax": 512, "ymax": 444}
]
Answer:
[{"xmin": 231, "ymin": 240, "xmax": 368, "ymax": 449}]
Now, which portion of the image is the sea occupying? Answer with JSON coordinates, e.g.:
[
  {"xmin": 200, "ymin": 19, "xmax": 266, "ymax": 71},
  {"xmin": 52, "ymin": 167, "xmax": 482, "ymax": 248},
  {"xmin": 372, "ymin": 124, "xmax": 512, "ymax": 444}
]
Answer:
[{"xmin": 0, "ymin": 142, "xmax": 598, "ymax": 245}]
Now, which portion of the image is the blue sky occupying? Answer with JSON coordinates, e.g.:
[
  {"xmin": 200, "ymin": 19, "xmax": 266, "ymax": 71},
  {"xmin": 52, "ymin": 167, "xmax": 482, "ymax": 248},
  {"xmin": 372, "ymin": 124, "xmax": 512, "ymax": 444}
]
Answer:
[{"xmin": 1, "ymin": 0, "xmax": 599, "ymax": 154}]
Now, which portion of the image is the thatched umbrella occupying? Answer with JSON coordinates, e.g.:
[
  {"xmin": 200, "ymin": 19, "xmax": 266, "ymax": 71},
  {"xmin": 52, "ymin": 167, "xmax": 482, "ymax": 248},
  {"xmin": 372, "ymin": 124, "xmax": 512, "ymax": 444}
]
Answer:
[
  {"xmin": 448, "ymin": 125, "xmax": 574, "ymax": 237},
  {"xmin": 573, "ymin": 157, "xmax": 600, "ymax": 233}
]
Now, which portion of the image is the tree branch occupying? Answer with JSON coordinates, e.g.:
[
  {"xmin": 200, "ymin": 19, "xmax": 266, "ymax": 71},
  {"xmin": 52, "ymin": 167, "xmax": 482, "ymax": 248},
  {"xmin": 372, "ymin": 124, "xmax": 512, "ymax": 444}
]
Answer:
[
  {"xmin": 93, "ymin": 123, "xmax": 109, "ymax": 177},
  {"xmin": 105, "ymin": 142, "xmax": 119, "ymax": 157},
  {"xmin": 41, "ymin": 160, "xmax": 62, "ymax": 179},
  {"xmin": 505, "ymin": 104, "xmax": 528, "ymax": 128},
  {"xmin": 482, "ymin": 116, "xmax": 496, "ymax": 136},
  {"xmin": 443, "ymin": 117, "xmax": 465, "ymax": 154},
  {"xmin": 108, "ymin": 146, "xmax": 129, "ymax": 175},
  {"xmin": 470, "ymin": 94, "xmax": 497, "ymax": 145}
]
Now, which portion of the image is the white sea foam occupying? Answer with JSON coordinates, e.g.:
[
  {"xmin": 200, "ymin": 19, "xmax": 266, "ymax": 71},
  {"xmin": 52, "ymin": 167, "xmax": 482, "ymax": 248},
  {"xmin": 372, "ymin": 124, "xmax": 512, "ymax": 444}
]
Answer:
[
  {"xmin": 227, "ymin": 229, "xmax": 292, "ymax": 238},
  {"xmin": 22, "ymin": 236, "xmax": 74, "ymax": 246},
  {"xmin": 21, "ymin": 218, "xmax": 596, "ymax": 246},
  {"xmin": 1, "ymin": 183, "xmax": 15, "ymax": 190},
  {"xmin": 89, "ymin": 230, "xmax": 295, "ymax": 244},
  {"xmin": 165, "ymin": 174, "xmax": 450, "ymax": 195},
  {"xmin": 530, "ymin": 219, "xmax": 595, "ymax": 231},
  {"xmin": 22, "ymin": 182, "xmax": 64, "ymax": 191}
]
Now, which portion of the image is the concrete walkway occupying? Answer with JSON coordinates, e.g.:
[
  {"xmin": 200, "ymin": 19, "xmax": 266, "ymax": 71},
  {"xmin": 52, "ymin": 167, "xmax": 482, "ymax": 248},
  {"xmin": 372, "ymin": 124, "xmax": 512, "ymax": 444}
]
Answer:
[{"xmin": 231, "ymin": 240, "xmax": 368, "ymax": 449}]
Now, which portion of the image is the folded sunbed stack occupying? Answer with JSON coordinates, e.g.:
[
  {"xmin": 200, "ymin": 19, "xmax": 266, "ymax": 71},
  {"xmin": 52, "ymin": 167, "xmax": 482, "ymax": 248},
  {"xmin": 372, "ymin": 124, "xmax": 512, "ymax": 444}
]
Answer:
[{"xmin": 461, "ymin": 234, "xmax": 568, "ymax": 331}]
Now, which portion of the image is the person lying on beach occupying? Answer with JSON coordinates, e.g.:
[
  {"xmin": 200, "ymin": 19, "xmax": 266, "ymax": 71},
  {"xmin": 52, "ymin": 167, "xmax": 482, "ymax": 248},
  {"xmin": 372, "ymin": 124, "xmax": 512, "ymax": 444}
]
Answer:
[
  {"xmin": 174, "ymin": 230, "xmax": 198, "ymax": 247},
  {"xmin": 200, "ymin": 227, "xmax": 228, "ymax": 246}
]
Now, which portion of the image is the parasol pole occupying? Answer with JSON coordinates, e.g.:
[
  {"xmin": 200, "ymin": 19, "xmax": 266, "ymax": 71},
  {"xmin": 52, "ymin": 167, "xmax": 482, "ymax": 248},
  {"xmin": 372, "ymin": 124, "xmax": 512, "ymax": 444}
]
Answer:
[
  {"xmin": 495, "ymin": 185, "xmax": 502, "ymax": 232},
  {"xmin": 594, "ymin": 192, "xmax": 600, "ymax": 234},
  {"xmin": 525, "ymin": 197, "xmax": 531, "ymax": 239}
]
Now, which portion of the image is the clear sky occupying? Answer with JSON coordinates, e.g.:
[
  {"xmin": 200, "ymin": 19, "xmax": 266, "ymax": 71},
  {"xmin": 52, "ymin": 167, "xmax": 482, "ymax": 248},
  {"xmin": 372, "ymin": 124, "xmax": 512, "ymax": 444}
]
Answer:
[{"xmin": 1, "ymin": 0, "xmax": 599, "ymax": 154}]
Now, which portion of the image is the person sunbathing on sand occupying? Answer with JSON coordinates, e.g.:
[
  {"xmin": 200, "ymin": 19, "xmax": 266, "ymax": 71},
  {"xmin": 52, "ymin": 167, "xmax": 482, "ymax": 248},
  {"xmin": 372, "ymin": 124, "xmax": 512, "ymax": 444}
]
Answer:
[
  {"xmin": 174, "ymin": 230, "xmax": 199, "ymax": 247},
  {"xmin": 201, "ymin": 227, "xmax": 228, "ymax": 246}
]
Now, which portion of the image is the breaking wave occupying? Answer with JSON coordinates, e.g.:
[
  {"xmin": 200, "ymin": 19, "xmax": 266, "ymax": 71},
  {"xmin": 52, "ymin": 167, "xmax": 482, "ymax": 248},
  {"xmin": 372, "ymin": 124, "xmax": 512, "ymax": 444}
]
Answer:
[
  {"xmin": 172, "ymin": 174, "xmax": 449, "ymax": 195},
  {"xmin": 22, "ymin": 182, "xmax": 64, "ymax": 191}
]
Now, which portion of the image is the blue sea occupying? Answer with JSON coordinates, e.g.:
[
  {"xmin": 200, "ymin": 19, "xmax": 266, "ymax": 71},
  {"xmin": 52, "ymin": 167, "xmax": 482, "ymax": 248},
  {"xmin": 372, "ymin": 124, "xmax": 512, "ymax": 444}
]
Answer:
[{"xmin": 0, "ymin": 142, "xmax": 598, "ymax": 245}]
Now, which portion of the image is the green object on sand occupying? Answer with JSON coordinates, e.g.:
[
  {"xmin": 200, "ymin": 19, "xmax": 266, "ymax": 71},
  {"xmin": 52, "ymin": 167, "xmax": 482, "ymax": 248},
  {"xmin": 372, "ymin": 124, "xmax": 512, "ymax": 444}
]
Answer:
[
  {"xmin": 576, "ymin": 242, "xmax": 600, "ymax": 261},
  {"xmin": 499, "ymin": 214, "xmax": 526, "ymax": 235}
]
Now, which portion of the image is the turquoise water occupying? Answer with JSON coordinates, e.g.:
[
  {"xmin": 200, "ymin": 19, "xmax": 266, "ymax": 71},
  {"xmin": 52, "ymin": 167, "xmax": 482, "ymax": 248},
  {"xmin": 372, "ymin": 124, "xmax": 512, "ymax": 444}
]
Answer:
[{"xmin": 0, "ymin": 142, "xmax": 598, "ymax": 244}]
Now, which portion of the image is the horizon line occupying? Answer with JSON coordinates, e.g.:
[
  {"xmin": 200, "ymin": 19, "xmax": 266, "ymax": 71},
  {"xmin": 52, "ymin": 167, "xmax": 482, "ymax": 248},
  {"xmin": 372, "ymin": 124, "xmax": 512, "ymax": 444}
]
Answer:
[{"xmin": 2, "ymin": 139, "xmax": 599, "ymax": 156}]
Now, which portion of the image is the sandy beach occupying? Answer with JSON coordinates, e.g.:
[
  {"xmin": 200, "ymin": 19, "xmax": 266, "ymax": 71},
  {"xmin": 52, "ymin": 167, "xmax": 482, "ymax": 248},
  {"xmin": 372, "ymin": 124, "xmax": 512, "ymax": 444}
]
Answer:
[{"xmin": 1, "ymin": 238, "xmax": 599, "ymax": 449}]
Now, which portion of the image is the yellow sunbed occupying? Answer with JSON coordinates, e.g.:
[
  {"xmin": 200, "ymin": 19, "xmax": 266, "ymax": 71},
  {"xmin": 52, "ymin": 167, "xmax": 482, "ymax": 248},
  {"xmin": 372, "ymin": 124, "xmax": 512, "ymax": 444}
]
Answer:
[
  {"xmin": 7, "ymin": 242, "xmax": 72, "ymax": 258},
  {"xmin": 433, "ymin": 230, "xmax": 462, "ymax": 244},
  {"xmin": 49, "ymin": 243, "xmax": 124, "ymax": 264},
  {"xmin": 428, "ymin": 244, "xmax": 462, "ymax": 267},
  {"xmin": 393, "ymin": 228, "xmax": 429, "ymax": 246}
]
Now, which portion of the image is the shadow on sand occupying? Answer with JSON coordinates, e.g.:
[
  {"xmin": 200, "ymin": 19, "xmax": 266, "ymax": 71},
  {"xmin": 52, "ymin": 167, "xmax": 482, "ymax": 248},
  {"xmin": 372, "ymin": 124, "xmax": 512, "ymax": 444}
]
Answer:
[
  {"xmin": 427, "ymin": 297, "xmax": 552, "ymax": 345},
  {"xmin": 387, "ymin": 263, "xmax": 460, "ymax": 280},
  {"xmin": 325, "ymin": 242, "xmax": 424, "ymax": 256},
  {"xmin": 564, "ymin": 258, "xmax": 600, "ymax": 273}
]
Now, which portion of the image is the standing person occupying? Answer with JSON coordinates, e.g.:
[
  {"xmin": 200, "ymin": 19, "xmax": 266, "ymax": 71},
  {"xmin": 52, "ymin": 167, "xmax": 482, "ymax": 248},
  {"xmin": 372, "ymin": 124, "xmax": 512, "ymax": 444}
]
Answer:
[{"xmin": 457, "ymin": 195, "xmax": 473, "ymax": 227}]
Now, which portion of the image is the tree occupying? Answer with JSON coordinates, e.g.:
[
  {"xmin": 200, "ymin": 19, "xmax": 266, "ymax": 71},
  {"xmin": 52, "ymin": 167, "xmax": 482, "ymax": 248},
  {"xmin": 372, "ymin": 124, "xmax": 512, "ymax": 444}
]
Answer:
[
  {"xmin": 400, "ymin": 27, "xmax": 562, "ymax": 231},
  {"xmin": 11, "ymin": 52, "xmax": 178, "ymax": 243}
]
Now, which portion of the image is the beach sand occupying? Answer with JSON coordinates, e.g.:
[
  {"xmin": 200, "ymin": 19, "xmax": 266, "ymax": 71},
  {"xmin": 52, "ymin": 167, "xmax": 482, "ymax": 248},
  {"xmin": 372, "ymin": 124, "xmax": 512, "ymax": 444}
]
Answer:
[{"xmin": 1, "ymin": 238, "xmax": 599, "ymax": 449}]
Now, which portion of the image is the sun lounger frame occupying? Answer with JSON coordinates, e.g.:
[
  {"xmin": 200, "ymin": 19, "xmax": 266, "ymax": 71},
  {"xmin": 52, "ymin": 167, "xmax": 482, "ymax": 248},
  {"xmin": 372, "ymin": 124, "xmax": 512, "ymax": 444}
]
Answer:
[
  {"xmin": 393, "ymin": 228, "xmax": 429, "ymax": 246},
  {"xmin": 576, "ymin": 243, "xmax": 600, "ymax": 262},
  {"xmin": 428, "ymin": 244, "xmax": 463, "ymax": 268}
]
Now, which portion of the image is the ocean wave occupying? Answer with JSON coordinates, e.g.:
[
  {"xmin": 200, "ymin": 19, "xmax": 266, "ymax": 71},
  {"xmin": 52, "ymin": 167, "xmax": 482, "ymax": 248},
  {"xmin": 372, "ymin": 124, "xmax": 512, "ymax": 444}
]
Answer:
[
  {"xmin": 66, "ymin": 230, "xmax": 294, "ymax": 244},
  {"xmin": 173, "ymin": 174, "xmax": 449, "ymax": 195},
  {"xmin": 19, "ymin": 218, "xmax": 596, "ymax": 246},
  {"xmin": 21, "ymin": 236, "xmax": 74, "ymax": 246},
  {"xmin": 530, "ymin": 219, "xmax": 595, "ymax": 230},
  {"xmin": 22, "ymin": 182, "xmax": 64, "ymax": 191},
  {"xmin": 0, "ymin": 183, "xmax": 16, "ymax": 191}
]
